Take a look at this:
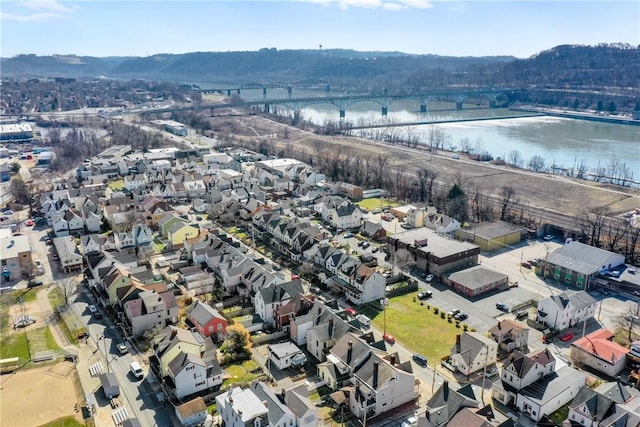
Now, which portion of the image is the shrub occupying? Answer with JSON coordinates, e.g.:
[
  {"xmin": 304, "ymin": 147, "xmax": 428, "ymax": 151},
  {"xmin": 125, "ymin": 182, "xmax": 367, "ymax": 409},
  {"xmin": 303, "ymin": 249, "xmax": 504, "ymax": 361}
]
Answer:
[
  {"xmin": 434, "ymin": 308, "xmax": 439, "ymax": 315},
  {"xmin": 426, "ymin": 304, "xmax": 430, "ymax": 310},
  {"xmin": 440, "ymin": 312, "xmax": 446, "ymax": 319},
  {"xmin": 455, "ymin": 321, "xmax": 461, "ymax": 328},
  {"xmin": 420, "ymin": 301, "xmax": 424, "ymax": 306},
  {"xmin": 470, "ymin": 327, "xmax": 477, "ymax": 332},
  {"xmin": 463, "ymin": 324, "xmax": 469, "ymax": 331}
]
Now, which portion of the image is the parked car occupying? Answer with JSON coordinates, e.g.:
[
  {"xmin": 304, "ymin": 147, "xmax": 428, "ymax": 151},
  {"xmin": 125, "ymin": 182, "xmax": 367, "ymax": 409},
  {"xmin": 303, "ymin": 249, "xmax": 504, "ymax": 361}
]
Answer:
[
  {"xmin": 560, "ymin": 332, "xmax": 574, "ymax": 342},
  {"xmin": 454, "ymin": 312, "xmax": 468, "ymax": 321},
  {"xmin": 343, "ymin": 232, "xmax": 354, "ymax": 238},
  {"xmin": 355, "ymin": 314, "xmax": 371, "ymax": 327},
  {"xmin": 543, "ymin": 234, "xmax": 554, "ymax": 241},
  {"xmin": 129, "ymin": 361, "xmax": 144, "ymax": 379},
  {"xmin": 361, "ymin": 242, "xmax": 370, "ymax": 249},
  {"xmin": 25, "ymin": 219, "xmax": 34, "ymax": 226},
  {"xmin": 117, "ymin": 343, "xmax": 129, "ymax": 354},
  {"xmin": 412, "ymin": 354, "xmax": 428, "ymax": 367},
  {"xmin": 496, "ymin": 302, "xmax": 509, "ymax": 312},
  {"xmin": 447, "ymin": 308, "xmax": 461, "ymax": 316},
  {"xmin": 28, "ymin": 279, "xmax": 43, "ymax": 288},
  {"xmin": 425, "ymin": 274, "xmax": 434, "ymax": 282},
  {"xmin": 521, "ymin": 261, "xmax": 532, "ymax": 269},
  {"xmin": 345, "ymin": 307, "xmax": 357, "ymax": 317},
  {"xmin": 401, "ymin": 416, "xmax": 418, "ymax": 427},
  {"xmin": 515, "ymin": 310, "xmax": 529, "ymax": 320},
  {"xmin": 484, "ymin": 366, "xmax": 498, "ymax": 378},
  {"xmin": 417, "ymin": 291, "xmax": 432, "ymax": 300},
  {"xmin": 88, "ymin": 304, "xmax": 98, "ymax": 314},
  {"xmin": 94, "ymin": 311, "xmax": 103, "ymax": 320},
  {"xmin": 382, "ymin": 333, "xmax": 395, "ymax": 344}
]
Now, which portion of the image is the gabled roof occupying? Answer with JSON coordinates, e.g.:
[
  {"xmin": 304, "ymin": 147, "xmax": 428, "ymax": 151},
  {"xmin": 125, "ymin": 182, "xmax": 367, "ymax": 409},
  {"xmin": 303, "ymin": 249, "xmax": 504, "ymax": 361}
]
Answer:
[
  {"xmin": 249, "ymin": 381, "xmax": 291, "ymax": 425},
  {"xmin": 572, "ymin": 328, "xmax": 629, "ymax": 364},
  {"xmin": 504, "ymin": 348, "xmax": 555, "ymax": 379},
  {"xmin": 187, "ymin": 300, "xmax": 226, "ymax": 326},
  {"xmin": 427, "ymin": 381, "xmax": 480, "ymax": 426},
  {"xmin": 549, "ymin": 290, "xmax": 597, "ymax": 311},
  {"xmin": 168, "ymin": 350, "xmax": 205, "ymax": 377},
  {"xmin": 258, "ymin": 280, "xmax": 304, "ymax": 305},
  {"xmin": 547, "ymin": 241, "xmax": 624, "ymax": 276},
  {"xmin": 175, "ymin": 397, "xmax": 207, "ymax": 419}
]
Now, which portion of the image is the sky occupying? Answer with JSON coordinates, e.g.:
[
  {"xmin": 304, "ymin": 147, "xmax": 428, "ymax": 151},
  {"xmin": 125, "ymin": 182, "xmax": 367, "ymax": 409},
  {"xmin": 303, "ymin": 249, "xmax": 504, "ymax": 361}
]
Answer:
[{"xmin": 1, "ymin": 0, "xmax": 639, "ymax": 59}]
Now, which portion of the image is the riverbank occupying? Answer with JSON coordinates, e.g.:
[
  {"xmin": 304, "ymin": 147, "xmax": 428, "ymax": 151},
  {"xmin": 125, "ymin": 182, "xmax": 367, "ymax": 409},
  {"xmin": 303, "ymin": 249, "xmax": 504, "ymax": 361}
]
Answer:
[{"xmin": 511, "ymin": 106, "xmax": 640, "ymax": 126}]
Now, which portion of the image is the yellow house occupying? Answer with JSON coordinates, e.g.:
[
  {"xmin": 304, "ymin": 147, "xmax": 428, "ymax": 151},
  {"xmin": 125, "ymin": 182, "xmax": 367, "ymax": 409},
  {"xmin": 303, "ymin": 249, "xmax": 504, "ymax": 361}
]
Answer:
[
  {"xmin": 104, "ymin": 268, "xmax": 133, "ymax": 306},
  {"xmin": 153, "ymin": 326, "xmax": 204, "ymax": 376},
  {"xmin": 167, "ymin": 223, "xmax": 199, "ymax": 249}
]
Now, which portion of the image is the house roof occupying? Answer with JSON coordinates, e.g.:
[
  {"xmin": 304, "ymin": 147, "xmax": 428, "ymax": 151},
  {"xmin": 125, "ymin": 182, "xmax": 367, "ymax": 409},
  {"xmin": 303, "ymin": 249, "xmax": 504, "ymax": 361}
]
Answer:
[
  {"xmin": 451, "ymin": 332, "xmax": 495, "ymax": 359},
  {"xmin": 284, "ymin": 389, "xmax": 315, "ymax": 419},
  {"xmin": 175, "ymin": 396, "xmax": 207, "ymax": 419},
  {"xmin": 258, "ymin": 280, "xmax": 304, "ymax": 305},
  {"xmin": 504, "ymin": 348, "xmax": 555, "ymax": 379},
  {"xmin": 547, "ymin": 241, "xmax": 624, "ymax": 276},
  {"xmin": 572, "ymin": 329, "xmax": 629, "ymax": 364},
  {"xmin": 518, "ymin": 365, "xmax": 584, "ymax": 403},
  {"xmin": 248, "ymin": 382, "xmax": 288, "ymax": 424},
  {"xmin": 427, "ymin": 381, "xmax": 479, "ymax": 426},
  {"xmin": 187, "ymin": 300, "xmax": 226, "ymax": 326},
  {"xmin": 269, "ymin": 342, "xmax": 302, "ymax": 358},
  {"xmin": 447, "ymin": 266, "xmax": 508, "ymax": 290},
  {"xmin": 168, "ymin": 350, "xmax": 205, "ymax": 377},
  {"xmin": 488, "ymin": 319, "xmax": 527, "ymax": 338},
  {"xmin": 549, "ymin": 290, "xmax": 597, "ymax": 311}
]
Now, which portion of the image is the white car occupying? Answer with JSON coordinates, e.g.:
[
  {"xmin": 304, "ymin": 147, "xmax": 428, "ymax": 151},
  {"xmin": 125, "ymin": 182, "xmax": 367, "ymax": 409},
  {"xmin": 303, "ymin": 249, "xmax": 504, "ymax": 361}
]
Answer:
[
  {"xmin": 117, "ymin": 343, "xmax": 129, "ymax": 354},
  {"xmin": 401, "ymin": 416, "xmax": 418, "ymax": 427},
  {"xmin": 425, "ymin": 274, "xmax": 434, "ymax": 282},
  {"xmin": 88, "ymin": 304, "xmax": 98, "ymax": 314}
]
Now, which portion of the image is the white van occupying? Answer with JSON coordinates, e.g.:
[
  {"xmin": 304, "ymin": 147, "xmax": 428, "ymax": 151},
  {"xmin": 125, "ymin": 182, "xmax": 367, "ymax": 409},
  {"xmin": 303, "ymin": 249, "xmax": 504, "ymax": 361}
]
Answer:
[
  {"xmin": 356, "ymin": 314, "xmax": 371, "ymax": 327},
  {"xmin": 129, "ymin": 361, "xmax": 144, "ymax": 379}
]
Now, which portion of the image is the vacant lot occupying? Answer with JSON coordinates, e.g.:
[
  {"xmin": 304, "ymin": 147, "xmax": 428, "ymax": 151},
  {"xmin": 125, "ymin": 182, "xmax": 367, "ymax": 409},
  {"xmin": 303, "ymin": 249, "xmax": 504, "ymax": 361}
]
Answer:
[
  {"xmin": 0, "ymin": 362, "xmax": 81, "ymax": 427},
  {"xmin": 364, "ymin": 293, "xmax": 466, "ymax": 363}
]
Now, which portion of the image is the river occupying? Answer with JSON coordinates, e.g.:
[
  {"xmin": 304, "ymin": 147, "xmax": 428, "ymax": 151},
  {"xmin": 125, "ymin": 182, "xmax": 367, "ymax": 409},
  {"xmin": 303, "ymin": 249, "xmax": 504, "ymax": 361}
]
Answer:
[{"xmin": 297, "ymin": 101, "xmax": 640, "ymax": 176}]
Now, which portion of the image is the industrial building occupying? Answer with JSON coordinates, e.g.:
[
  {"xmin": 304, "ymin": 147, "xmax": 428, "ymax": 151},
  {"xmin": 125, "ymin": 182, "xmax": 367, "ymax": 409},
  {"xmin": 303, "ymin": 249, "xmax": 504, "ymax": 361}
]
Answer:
[{"xmin": 0, "ymin": 123, "xmax": 34, "ymax": 142}]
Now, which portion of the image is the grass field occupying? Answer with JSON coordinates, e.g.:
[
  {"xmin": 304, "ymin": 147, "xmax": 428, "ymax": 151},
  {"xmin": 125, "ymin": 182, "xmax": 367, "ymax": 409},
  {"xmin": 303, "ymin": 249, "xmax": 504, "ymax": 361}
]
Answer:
[
  {"xmin": 366, "ymin": 293, "xmax": 467, "ymax": 363},
  {"xmin": 107, "ymin": 179, "xmax": 124, "ymax": 191},
  {"xmin": 38, "ymin": 416, "xmax": 86, "ymax": 427},
  {"xmin": 356, "ymin": 198, "xmax": 402, "ymax": 211},
  {"xmin": 221, "ymin": 362, "xmax": 262, "ymax": 389}
]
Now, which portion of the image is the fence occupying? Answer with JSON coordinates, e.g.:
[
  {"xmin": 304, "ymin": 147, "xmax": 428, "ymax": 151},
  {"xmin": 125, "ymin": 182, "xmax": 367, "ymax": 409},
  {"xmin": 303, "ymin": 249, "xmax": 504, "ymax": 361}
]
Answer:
[{"xmin": 251, "ymin": 330, "xmax": 287, "ymax": 346}]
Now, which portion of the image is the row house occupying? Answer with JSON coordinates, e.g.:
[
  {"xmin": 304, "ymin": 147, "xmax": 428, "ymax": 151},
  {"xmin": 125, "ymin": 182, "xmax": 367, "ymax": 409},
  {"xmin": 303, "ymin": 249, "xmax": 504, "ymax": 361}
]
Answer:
[
  {"xmin": 328, "ymin": 201, "xmax": 364, "ymax": 230},
  {"xmin": 216, "ymin": 382, "xmax": 296, "ymax": 427},
  {"xmin": 306, "ymin": 312, "xmax": 362, "ymax": 363},
  {"xmin": 120, "ymin": 287, "xmax": 179, "ymax": 338},
  {"xmin": 254, "ymin": 280, "xmax": 304, "ymax": 327},
  {"xmin": 123, "ymin": 173, "xmax": 146, "ymax": 191},
  {"xmin": 341, "ymin": 264, "xmax": 385, "ymax": 306},
  {"xmin": 51, "ymin": 210, "xmax": 85, "ymax": 237},
  {"xmin": 151, "ymin": 326, "xmax": 223, "ymax": 400}
]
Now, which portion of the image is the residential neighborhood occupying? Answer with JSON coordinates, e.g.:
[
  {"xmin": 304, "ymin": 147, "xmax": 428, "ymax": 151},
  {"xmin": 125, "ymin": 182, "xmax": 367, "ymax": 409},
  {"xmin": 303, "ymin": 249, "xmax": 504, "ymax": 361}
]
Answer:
[{"xmin": 1, "ymin": 138, "xmax": 640, "ymax": 427}]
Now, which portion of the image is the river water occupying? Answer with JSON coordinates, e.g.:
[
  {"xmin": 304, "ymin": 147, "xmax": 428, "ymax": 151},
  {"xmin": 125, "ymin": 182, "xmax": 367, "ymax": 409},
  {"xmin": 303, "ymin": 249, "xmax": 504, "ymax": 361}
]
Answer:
[{"xmin": 298, "ymin": 101, "xmax": 640, "ymax": 176}]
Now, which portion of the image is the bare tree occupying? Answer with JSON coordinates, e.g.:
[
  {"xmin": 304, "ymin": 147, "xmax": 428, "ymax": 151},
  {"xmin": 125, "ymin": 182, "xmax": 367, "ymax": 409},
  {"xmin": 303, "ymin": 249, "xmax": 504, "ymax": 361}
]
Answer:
[
  {"xmin": 500, "ymin": 186, "xmax": 518, "ymax": 221},
  {"xmin": 58, "ymin": 278, "xmax": 77, "ymax": 305},
  {"xmin": 528, "ymin": 155, "xmax": 545, "ymax": 172},
  {"xmin": 507, "ymin": 150, "xmax": 523, "ymax": 168},
  {"xmin": 580, "ymin": 206, "xmax": 610, "ymax": 247},
  {"xmin": 616, "ymin": 306, "xmax": 639, "ymax": 342}
]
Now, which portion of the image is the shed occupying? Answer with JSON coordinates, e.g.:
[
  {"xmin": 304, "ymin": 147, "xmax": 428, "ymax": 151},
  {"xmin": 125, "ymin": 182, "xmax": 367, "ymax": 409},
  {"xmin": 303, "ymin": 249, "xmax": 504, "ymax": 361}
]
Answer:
[
  {"xmin": 175, "ymin": 396, "xmax": 207, "ymax": 427},
  {"xmin": 100, "ymin": 372, "xmax": 120, "ymax": 399}
]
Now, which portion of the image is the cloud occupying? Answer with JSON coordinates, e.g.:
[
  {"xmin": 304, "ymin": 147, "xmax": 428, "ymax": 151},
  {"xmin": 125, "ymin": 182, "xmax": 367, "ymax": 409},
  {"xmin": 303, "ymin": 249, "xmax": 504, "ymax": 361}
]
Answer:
[{"xmin": 1, "ymin": 0, "xmax": 76, "ymax": 22}]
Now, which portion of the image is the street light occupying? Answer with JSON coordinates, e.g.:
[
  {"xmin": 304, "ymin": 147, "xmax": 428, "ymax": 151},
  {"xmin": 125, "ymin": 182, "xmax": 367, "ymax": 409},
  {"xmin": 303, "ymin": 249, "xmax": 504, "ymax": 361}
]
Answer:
[{"xmin": 99, "ymin": 334, "xmax": 109, "ymax": 373}]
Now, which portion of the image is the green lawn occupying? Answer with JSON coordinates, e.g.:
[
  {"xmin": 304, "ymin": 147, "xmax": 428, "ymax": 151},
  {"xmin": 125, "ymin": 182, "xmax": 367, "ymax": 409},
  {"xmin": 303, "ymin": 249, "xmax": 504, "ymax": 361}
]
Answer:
[
  {"xmin": 108, "ymin": 180, "xmax": 124, "ymax": 191},
  {"xmin": 368, "ymin": 293, "xmax": 467, "ymax": 363},
  {"xmin": 222, "ymin": 362, "xmax": 261, "ymax": 389},
  {"xmin": 49, "ymin": 288, "xmax": 84, "ymax": 344},
  {"xmin": 0, "ymin": 326, "xmax": 62, "ymax": 365},
  {"xmin": 356, "ymin": 198, "xmax": 402, "ymax": 211},
  {"xmin": 38, "ymin": 416, "xmax": 86, "ymax": 427}
]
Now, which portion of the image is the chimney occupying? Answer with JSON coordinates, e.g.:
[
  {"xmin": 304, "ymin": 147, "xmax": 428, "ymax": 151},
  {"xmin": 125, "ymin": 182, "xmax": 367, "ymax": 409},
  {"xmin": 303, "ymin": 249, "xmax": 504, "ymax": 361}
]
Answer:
[
  {"xmin": 347, "ymin": 341, "xmax": 353, "ymax": 364},
  {"xmin": 443, "ymin": 381, "xmax": 449, "ymax": 399},
  {"xmin": 373, "ymin": 361, "xmax": 379, "ymax": 389},
  {"xmin": 390, "ymin": 354, "xmax": 396, "ymax": 365},
  {"xmin": 328, "ymin": 318, "xmax": 334, "ymax": 337},
  {"xmin": 456, "ymin": 334, "xmax": 461, "ymax": 353}
]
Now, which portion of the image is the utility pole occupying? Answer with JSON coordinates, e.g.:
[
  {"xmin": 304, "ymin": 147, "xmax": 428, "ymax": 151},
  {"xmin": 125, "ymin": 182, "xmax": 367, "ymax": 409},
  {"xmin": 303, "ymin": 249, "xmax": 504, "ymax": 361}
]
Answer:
[
  {"xmin": 481, "ymin": 344, "xmax": 489, "ymax": 405},
  {"xmin": 100, "ymin": 335, "xmax": 109, "ymax": 372}
]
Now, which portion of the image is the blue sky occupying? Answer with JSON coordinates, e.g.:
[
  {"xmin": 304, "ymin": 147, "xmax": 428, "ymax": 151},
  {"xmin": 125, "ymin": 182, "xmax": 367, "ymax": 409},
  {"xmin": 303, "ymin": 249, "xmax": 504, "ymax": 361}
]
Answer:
[{"xmin": 1, "ymin": 0, "xmax": 639, "ymax": 58}]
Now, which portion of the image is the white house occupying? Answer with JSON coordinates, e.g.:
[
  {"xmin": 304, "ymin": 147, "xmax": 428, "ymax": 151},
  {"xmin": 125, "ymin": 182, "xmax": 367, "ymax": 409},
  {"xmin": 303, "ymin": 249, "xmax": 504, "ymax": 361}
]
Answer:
[
  {"xmin": 175, "ymin": 397, "xmax": 208, "ymax": 427},
  {"xmin": 216, "ymin": 382, "xmax": 295, "ymax": 427},
  {"xmin": 343, "ymin": 264, "xmax": 386, "ymax": 305},
  {"xmin": 570, "ymin": 329, "xmax": 629, "ymax": 377},
  {"xmin": 449, "ymin": 332, "xmax": 498, "ymax": 376},
  {"xmin": 254, "ymin": 280, "xmax": 304, "ymax": 327},
  {"xmin": 536, "ymin": 290, "xmax": 597, "ymax": 331},
  {"xmin": 328, "ymin": 202, "xmax": 363, "ymax": 230},
  {"xmin": 268, "ymin": 341, "xmax": 307, "ymax": 370},
  {"xmin": 168, "ymin": 350, "xmax": 223, "ymax": 399},
  {"xmin": 84, "ymin": 210, "xmax": 103, "ymax": 233}
]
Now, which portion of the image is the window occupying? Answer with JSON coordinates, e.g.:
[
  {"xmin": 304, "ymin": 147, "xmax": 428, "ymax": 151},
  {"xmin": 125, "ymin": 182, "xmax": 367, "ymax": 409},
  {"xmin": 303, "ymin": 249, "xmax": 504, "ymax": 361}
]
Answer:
[{"xmin": 195, "ymin": 381, "xmax": 205, "ymax": 387}]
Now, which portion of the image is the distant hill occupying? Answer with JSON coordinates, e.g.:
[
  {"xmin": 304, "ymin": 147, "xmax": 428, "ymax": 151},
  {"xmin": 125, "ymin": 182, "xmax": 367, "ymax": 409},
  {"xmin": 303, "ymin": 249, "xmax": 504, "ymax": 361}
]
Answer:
[
  {"xmin": 0, "ymin": 49, "xmax": 514, "ymax": 84},
  {"xmin": 1, "ymin": 45, "xmax": 637, "ymax": 99}
]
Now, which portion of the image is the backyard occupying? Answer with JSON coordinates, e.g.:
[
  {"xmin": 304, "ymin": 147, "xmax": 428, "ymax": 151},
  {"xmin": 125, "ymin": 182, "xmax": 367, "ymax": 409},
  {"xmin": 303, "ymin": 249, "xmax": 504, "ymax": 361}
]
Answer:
[
  {"xmin": 364, "ymin": 293, "xmax": 470, "ymax": 363},
  {"xmin": 356, "ymin": 197, "xmax": 402, "ymax": 211}
]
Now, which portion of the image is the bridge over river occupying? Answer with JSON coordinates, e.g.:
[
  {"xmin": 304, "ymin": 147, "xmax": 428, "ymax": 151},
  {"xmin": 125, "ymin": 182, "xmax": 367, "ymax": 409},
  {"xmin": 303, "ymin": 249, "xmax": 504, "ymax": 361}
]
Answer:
[{"xmin": 145, "ymin": 88, "xmax": 522, "ymax": 118}]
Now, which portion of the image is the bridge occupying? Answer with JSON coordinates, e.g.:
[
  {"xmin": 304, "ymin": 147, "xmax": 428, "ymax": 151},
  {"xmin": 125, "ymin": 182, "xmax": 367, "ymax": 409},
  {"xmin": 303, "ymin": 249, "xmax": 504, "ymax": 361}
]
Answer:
[
  {"xmin": 148, "ymin": 88, "xmax": 521, "ymax": 118},
  {"xmin": 196, "ymin": 79, "xmax": 331, "ymax": 97}
]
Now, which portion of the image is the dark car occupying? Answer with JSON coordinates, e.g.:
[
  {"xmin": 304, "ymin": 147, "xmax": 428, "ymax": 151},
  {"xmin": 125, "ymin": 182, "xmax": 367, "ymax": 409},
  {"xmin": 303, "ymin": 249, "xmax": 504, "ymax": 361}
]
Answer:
[
  {"xmin": 454, "ymin": 312, "xmax": 468, "ymax": 321},
  {"xmin": 417, "ymin": 291, "xmax": 432, "ymax": 300},
  {"xmin": 412, "ymin": 354, "xmax": 428, "ymax": 367},
  {"xmin": 28, "ymin": 279, "xmax": 43, "ymax": 288},
  {"xmin": 94, "ymin": 311, "xmax": 103, "ymax": 320},
  {"xmin": 496, "ymin": 302, "xmax": 509, "ymax": 312}
]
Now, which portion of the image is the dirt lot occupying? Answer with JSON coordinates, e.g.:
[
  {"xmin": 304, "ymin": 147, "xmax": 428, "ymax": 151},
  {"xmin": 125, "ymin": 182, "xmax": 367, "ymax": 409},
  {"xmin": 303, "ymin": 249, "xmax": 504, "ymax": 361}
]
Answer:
[
  {"xmin": 210, "ymin": 113, "xmax": 640, "ymax": 227},
  {"xmin": 0, "ymin": 362, "xmax": 82, "ymax": 427}
]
